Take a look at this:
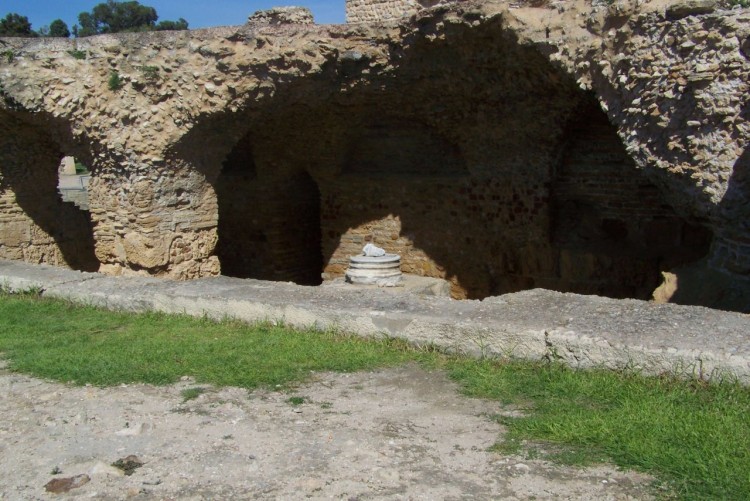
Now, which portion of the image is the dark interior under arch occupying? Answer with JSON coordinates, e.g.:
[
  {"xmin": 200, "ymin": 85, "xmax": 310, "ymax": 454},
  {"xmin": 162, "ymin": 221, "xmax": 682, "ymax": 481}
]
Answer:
[
  {"xmin": 0, "ymin": 111, "xmax": 98, "ymax": 273},
  {"xmin": 203, "ymin": 19, "xmax": 713, "ymax": 300}
]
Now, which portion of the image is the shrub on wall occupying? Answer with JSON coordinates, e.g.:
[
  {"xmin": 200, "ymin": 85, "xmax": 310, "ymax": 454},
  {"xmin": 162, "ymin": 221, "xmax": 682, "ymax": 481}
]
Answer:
[{"xmin": 108, "ymin": 71, "xmax": 122, "ymax": 91}]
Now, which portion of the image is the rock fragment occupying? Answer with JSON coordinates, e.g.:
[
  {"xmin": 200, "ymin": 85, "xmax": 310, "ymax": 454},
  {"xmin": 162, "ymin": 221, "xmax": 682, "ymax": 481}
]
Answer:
[
  {"xmin": 44, "ymin": 474, "xmax": 90, "ymax": 493},
  {"xmin": 112, "ymin": 455, "xmax": 145, "ymax": 476}
]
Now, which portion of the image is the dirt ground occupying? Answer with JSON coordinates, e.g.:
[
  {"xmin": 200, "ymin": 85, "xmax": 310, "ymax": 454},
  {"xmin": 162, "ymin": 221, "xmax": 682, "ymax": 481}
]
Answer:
[{"xmin": 0, "ymin": 360, "xmax": 657, "ymax": 500}]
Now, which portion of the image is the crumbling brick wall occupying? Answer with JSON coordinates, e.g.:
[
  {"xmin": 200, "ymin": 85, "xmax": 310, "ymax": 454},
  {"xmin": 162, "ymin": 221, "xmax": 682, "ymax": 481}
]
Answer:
[
  {"xmin": 0, "ymin": 1, "xmax": 747, "ymax": 309},
  {"xmin": 346, "ymin": 0, "xmax": 420, "ymax": 23}
]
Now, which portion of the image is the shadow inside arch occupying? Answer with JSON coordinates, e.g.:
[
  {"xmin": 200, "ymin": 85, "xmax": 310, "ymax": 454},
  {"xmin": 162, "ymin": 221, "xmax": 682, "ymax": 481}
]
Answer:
[
  {"xmin": 169, "ymin": 16, "xmax": 715, "ymax": 301},
  {"xmin": 0, "ymin": 109, "xmax": 98, "ymax": 272}
]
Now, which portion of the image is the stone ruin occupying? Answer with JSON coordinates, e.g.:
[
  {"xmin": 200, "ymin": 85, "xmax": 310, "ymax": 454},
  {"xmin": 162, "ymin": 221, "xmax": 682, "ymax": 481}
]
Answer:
[
  {"xmin": 0, "ymin": 0, "xmax": 748, "ymax": 312},
  {"xmin": 346, "ymin": 0, "xmax": 430, "ymax": 23}
]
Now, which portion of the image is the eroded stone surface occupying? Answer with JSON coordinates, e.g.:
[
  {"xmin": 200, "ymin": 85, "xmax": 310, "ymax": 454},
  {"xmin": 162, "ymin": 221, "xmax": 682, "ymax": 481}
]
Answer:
[
  {"xmin": 247, "ymin": 6, "xmax": 315, "ymax": 25},
  {"xmin": 0, "ymin": 0, "xmax": 748, "ymax": 308}
]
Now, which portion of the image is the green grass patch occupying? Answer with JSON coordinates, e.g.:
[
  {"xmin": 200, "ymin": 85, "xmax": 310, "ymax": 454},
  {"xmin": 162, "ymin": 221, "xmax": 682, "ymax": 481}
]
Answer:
[
  {"xmin": 67, "ymin": 49, "xmax": 87, "ymax": 60},
  {"xmin": 108, "ymin": 71, "xmax": 122, "ymax": 91},
  {"xmin": 286, "ymin": 396, "xmax": 306, "ymax": 406},
  {"xmin": 0, "ymin": 293, "xmax": 749, "ymax": 499},
  {"xmin": 0, "ymin": 294, "xmax": 417, "ymax": 389},
  {"xmin": 448, "ymin": 359, "xmax": 750, "ymax": 500},
  {"xmin": 180, "ymin": 387, "xmax": 206, "ymax": 402}
]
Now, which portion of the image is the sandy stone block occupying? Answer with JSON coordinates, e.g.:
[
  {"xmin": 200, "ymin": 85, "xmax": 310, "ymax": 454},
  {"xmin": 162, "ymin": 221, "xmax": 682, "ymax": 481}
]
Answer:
[
  {"xmin": 23, "ymin": 245, "xmax": 61, "ymax": 266},
  {"xmin": 29, "ymin": 224, "xmax": 55, "ymax": 245},
  {"xmin": 122, "ymin": 232, "xmax": 170, "ymax": 269},
  {"xmin": 0, "ymin": 221, "xmax": 31, "ymax": 247},
  {"xmin": 0, "ymin": 246, "xmax": 25, "ymax": 260}
]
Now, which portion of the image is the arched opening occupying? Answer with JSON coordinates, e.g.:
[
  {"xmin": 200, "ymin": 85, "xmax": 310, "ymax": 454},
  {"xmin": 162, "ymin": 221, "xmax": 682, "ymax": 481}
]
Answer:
[
  {"xmin": 548, "ymin": 98, "xmax": 713, "ymax": 298},
  {"xmin": 280, "ymin": 171, "xmax": 324, "ymax": 285},
  {"xmin": 182, "ymin": 15, "xmax": 716, "ymax": 305},
  {"xmin": 215, "ymin": 135, "xmax": 264, "ymax": 279},
  {"xmin": 215, "ymin": 132, "xmax": 323, "ymax": 285},
  {"xmin": 0, "ymin": 111, "xmax": 98, "ymax": 272}
]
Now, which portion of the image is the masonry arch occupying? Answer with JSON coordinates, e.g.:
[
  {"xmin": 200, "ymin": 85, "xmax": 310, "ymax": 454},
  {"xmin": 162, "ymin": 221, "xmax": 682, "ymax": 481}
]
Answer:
[
  {"xmin": 170, "ymin": 15, "xmax": 717, "ymax": 303},
  {"xmin": 548, "ymin": 96, "xmax": 713, "ymax": 298},
  {"xmin": 213, "ymin": 130, "xmax": 324, "ymax": 285},
  {"xmin": 0, "ymin": 110, "xmax": 98, "ymax": 272}
]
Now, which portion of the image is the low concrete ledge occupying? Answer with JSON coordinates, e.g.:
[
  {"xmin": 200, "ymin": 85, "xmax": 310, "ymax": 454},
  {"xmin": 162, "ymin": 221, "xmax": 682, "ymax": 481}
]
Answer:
[{"xmin": 2, "ymin": 260, "xmax": 749, "ymax": 383}]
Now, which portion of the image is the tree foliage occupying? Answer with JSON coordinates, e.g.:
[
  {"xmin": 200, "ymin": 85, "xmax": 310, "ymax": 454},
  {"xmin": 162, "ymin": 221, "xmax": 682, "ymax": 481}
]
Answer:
[
  {"xmin": 75, "ymin": 1, "xmax": 188, "ymax": 37},
  {"xmin": 155, "ymin": 18, "xmax": 189, "ymax": 31},
  {"xmin": 0, "ymin": 13, "xmax": 37, "ymax": 37},
  {"xmin": 38, "ymin": 19, "xmax": 71, "ymax": 38},
  {"xmin": 48, "ymin": 19, "xmax": 71, "ymax": 38}
]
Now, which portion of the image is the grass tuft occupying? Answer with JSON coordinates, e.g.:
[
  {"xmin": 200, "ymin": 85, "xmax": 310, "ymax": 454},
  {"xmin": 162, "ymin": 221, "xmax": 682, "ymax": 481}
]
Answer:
[
  {"xmin": 180, "ymin": 387, "xmax": 206, "ymax": 402},
  {"xmin": 286, "ymin": 396, "xmax": 306, "ymax": 406}
]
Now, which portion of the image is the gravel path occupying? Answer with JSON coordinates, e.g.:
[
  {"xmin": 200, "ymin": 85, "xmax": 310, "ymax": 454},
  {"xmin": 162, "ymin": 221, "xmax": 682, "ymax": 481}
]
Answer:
[{"xmin": 0, "ymin": 362, "xmax": 656, "ymax": 500}]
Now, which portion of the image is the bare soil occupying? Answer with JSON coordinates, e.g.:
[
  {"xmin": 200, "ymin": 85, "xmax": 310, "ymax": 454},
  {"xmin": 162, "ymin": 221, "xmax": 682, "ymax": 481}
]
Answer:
[{"xmin": 0, "ymin": 361, "xmax": 656, "ymax": 500}]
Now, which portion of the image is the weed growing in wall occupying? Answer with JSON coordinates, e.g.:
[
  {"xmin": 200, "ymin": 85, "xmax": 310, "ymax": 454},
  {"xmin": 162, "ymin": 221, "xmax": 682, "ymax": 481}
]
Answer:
[
  {"xmin": 108, "ymin": 71, "xmax": 122, "ymax": 91},
  {"xmin": 67, "ymin": 49, "xmax": 87, "ymax": 60},
  {"xmin": 137, "ymin": 65, "xmax": 160, "ymax": 82},
  {"xmin": 2, "ymin": 50, "xmax": 15, "ymax": 64},
  {"xmin": 74, "ymin": 161, "xmax": 90, "ymax": 175}
]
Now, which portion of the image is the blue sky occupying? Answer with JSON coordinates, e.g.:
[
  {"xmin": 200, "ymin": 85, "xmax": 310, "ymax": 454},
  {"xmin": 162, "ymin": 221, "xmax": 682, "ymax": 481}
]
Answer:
[{"xmin": 1, "ymin": 0, "xmax": 346, "ymax": 31}]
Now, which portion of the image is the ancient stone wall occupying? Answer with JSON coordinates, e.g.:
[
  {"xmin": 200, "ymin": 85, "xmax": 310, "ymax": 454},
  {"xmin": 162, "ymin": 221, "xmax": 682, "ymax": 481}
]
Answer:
[
  {"xmin": 312, "ymin": 97, "xmax": 710, "ymax": 299},
  {"xmin": 555, "ymin": 1, "xmax": 750, "ymax": 279},
  {"xmin": 88, "ymin": 160, "xmax": 220, "ymax": 279},
  {"xmin": 0, "ymin": 0, "xmax": 748, "ymax": 310},
  {"xmin": 346, "ymin": 0, "xmax": 420, "ymax": 23}
]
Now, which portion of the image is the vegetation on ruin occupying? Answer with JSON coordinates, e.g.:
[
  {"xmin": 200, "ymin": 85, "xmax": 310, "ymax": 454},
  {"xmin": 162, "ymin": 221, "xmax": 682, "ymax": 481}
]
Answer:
[
  {"xmin": 38, "ymin": 19, "xmax": 71, "ymax": 38},
  {"xmin": 0, "ymin": 13, "xmax": 37, "ymax": 37},
  {"xmin": 67, "ymin": 49, "xmax": 88, "ymax": 60},
  {"xmin": 180, "ymin": 386, "xmax": 206, "ymax": 402},
  {"xmin": 74, "ymin": 161, "xmax": 90, "ymax": 174},
  {"xmin": 108, "ymin": 70, "xmax": 123, "ymax": 91},
  {"xmin": 0, "ymin": 291, "xmax": 748, "ymax": 500},
  {"xmin": 137, "ymin": 65, "xmax": 160, "ymax": 81},
  {"xmin": 0, "ymin": 13, "xmax": 70, "ymax": 38}
]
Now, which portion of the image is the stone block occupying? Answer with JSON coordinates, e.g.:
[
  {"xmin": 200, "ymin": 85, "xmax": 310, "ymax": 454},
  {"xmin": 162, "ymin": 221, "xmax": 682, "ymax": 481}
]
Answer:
[
  {"xmin": 248, "ymin": 7, "xmax": 314, "ymax": 25},
  {"xmin": 666, "ymin": 0, "xmax": 716, "ymax": 20},
  {"xmin": 122, "ymin": 232, "xmax": 170, "ymax": 269},
  {"xmin": 0, "ymin": 221, "xmax": 31, "ymax": 247},
  {"xmin": 59, "ymin": 156, "xmax": 77, "ymax": 175},
  {"xmin": 0, "ymin": 246, "xmax": 25, "ymax": 260}
]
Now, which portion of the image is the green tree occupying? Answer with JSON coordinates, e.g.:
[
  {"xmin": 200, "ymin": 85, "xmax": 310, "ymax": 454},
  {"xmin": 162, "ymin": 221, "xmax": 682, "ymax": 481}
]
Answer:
[
  {"xmin": 0, "ymin": 13, "xmax": 38, "ymax": 37},
  {"xmin": 48, "ymin": 19, "xmax": 71, "ymax": 38},
  {"xmin": 156, "ymin": 18, "xmax": 189, "ymax": 31},
  {"xmin": 74, "ymin": 1, "xmax": 188, "ymax": 37},
  {"xmin": 75, "ymin": 12, "xmax": 97, "ymax": 37}
]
